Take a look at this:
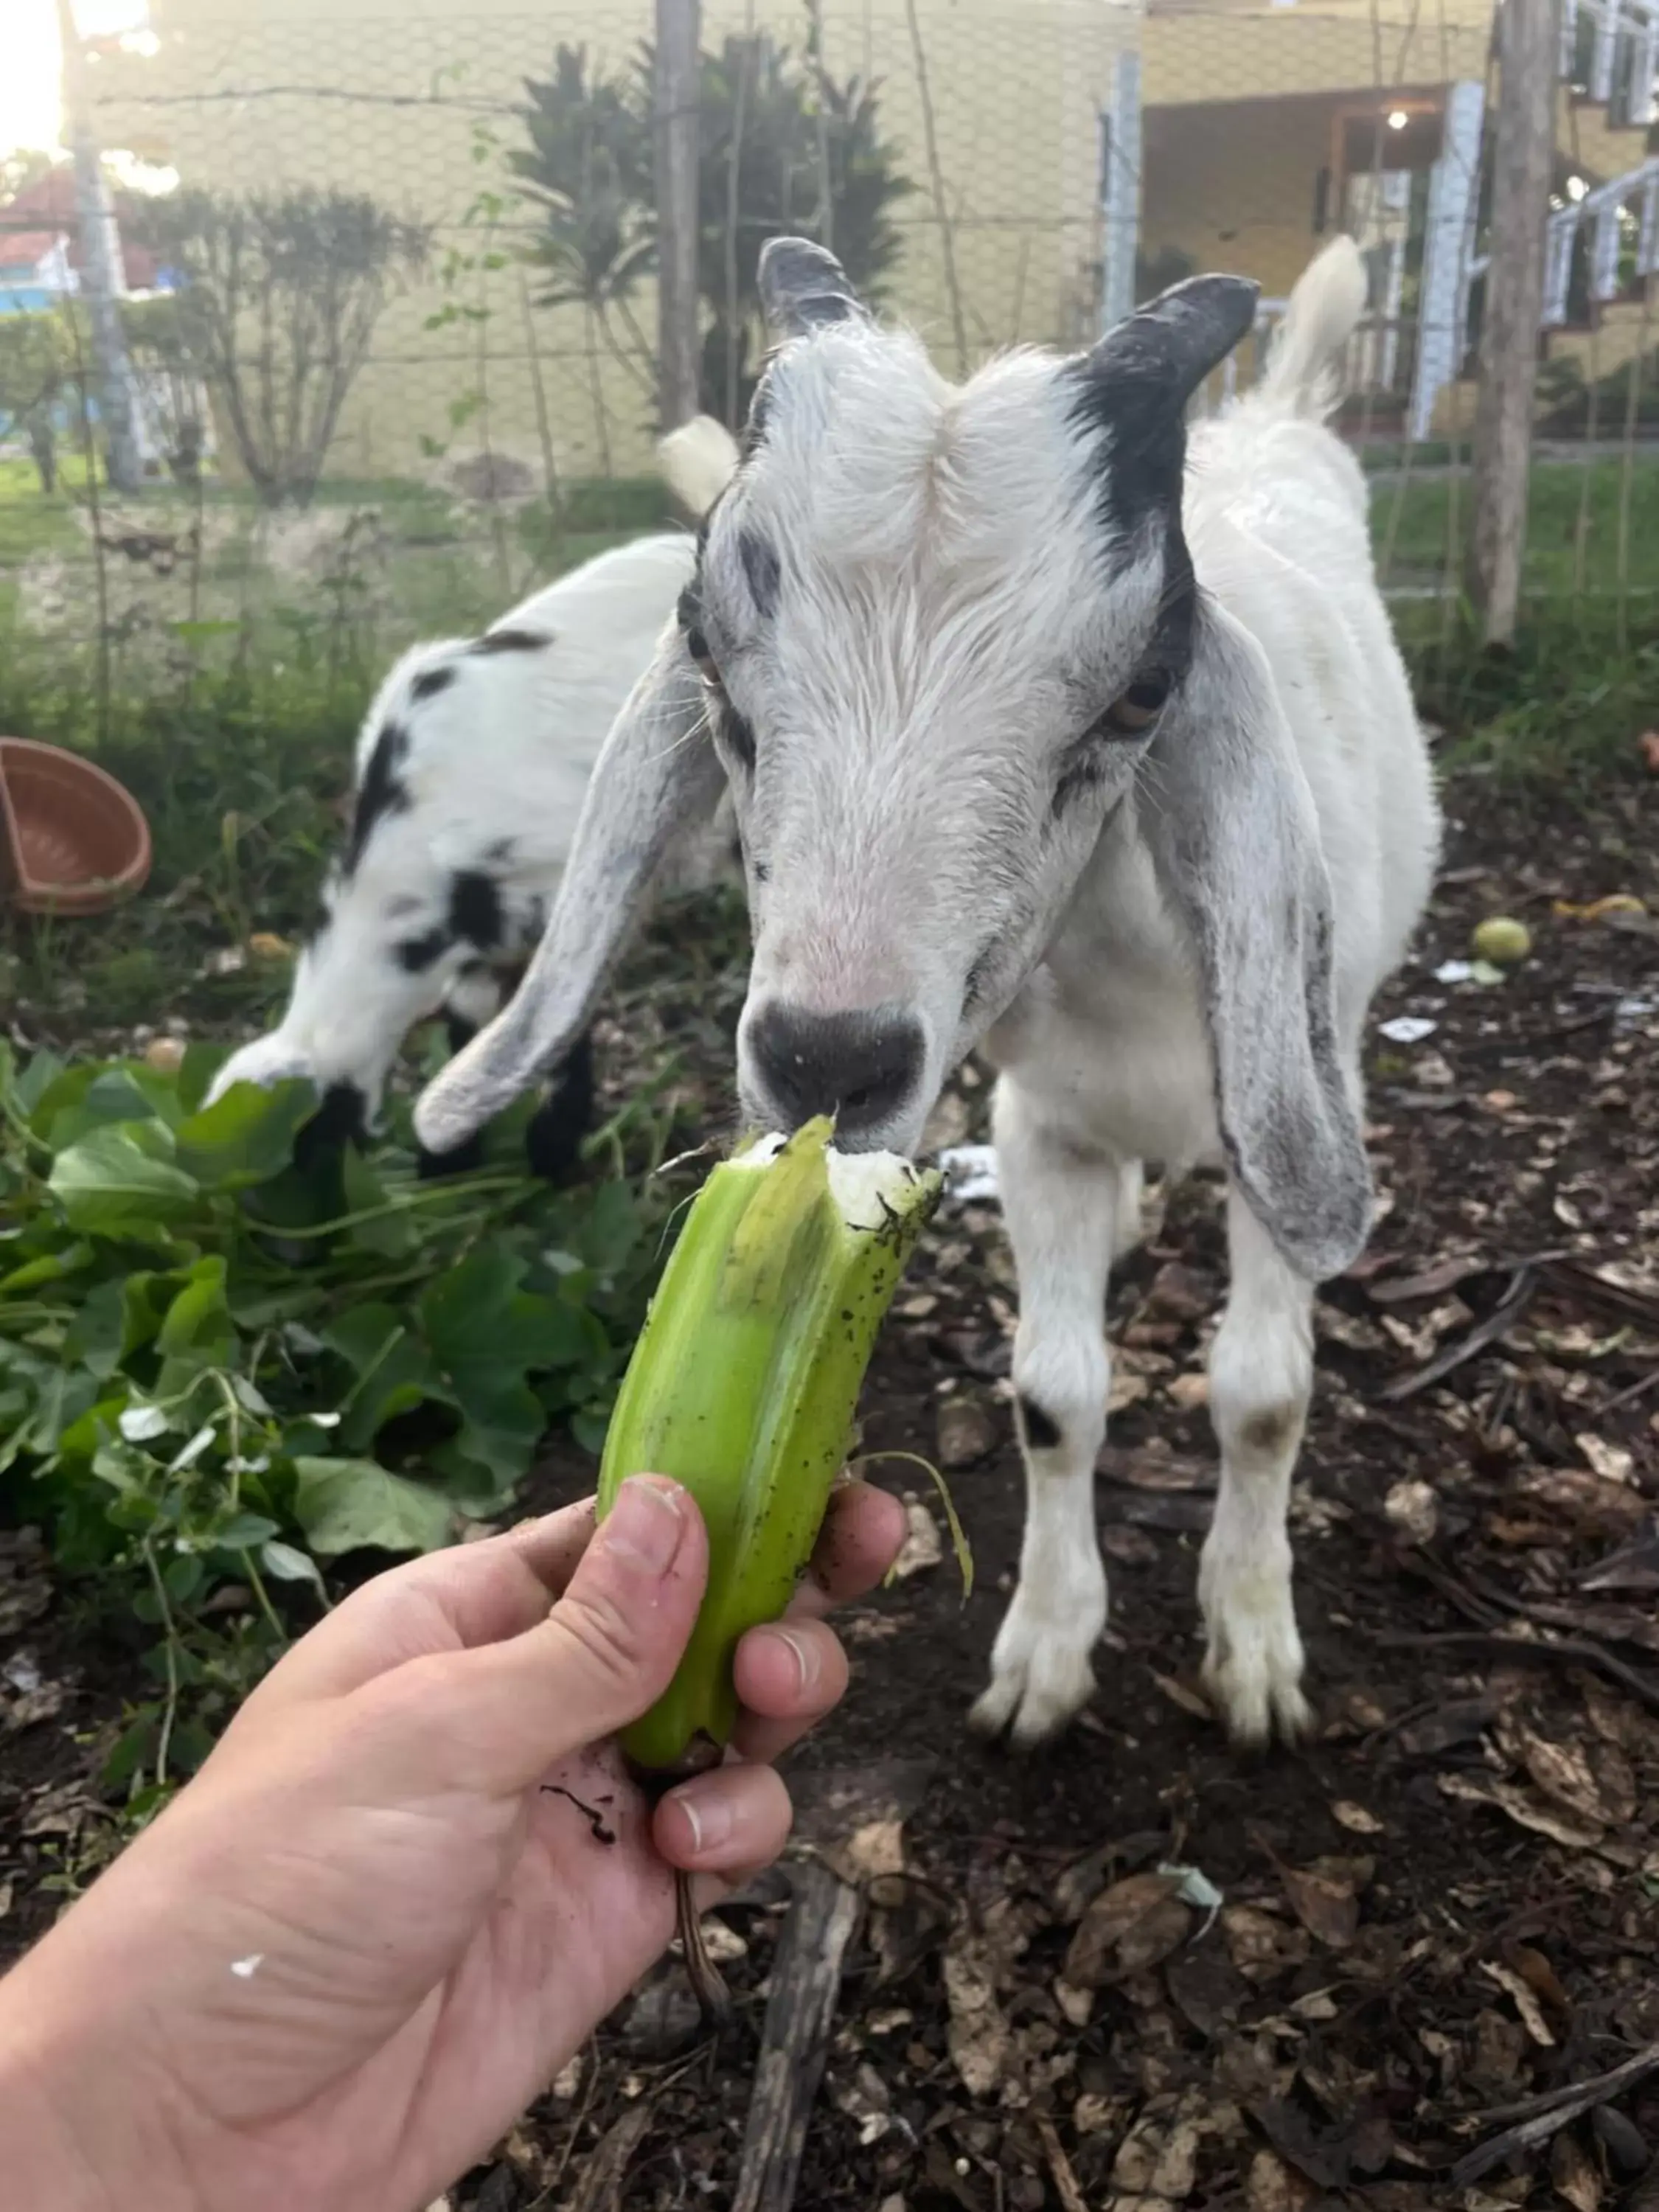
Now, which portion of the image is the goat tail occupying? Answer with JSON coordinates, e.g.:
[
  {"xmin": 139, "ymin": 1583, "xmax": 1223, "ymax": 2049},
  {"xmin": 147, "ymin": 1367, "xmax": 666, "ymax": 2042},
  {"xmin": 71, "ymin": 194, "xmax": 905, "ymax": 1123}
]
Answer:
[
  {"xmin": 1256, "ymin": 234, "xmax": 1368, "ymax": 420},
  {"xmin": 658, "ymin": 414, "xmax": 741, "ymax": 521}
]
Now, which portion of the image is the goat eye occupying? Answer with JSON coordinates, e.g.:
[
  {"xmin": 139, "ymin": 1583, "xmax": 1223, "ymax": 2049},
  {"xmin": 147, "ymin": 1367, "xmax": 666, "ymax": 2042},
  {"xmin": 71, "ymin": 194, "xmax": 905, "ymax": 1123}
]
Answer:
[
  {"xmin": 685, "ymin": 626, "xmax": 725, "ymax": 691},
  {"xmin": 1098, "ymin": 670, "xmax": 1171, "ymax": 739}
]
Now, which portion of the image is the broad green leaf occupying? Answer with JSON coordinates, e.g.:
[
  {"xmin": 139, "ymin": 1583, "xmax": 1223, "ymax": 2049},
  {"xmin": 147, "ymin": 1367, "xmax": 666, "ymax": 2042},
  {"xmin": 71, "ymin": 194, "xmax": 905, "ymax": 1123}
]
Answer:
[
  {"xmin": 15, "ymin": 1048, "xmax": 68, "ymax": 1116},
  {"xmin": 46, "ymin": 1068, "xmax": 161, "ymax": 1153},
  {"xmin": 420, "ymin": 1250, "xmax": 568, "ymax": 1483},
  {"xmin": 215, "ymin": 1512, "xmax": 280, "ymax": 1548},
  {"xmin": 49, "ymin": 1128, "xmax": 200, "ymax": 1234},
  {"xmin": 291, "ymin": 1456, "xmax": 453, "ymax": 1557},
  {"xmin": 175, "ymin": 1079, "xmax": 316, "ymax": 1191},
  {"xmin": 62, "ymin": 1278, "xmax": 128, "ymax": 1380},
  {"xmin": 341, "ymin": 1146, "xmax": 416, "ymax": 1258},
  {"xmin": 259, "ymin": 1538, "xmax": 325, "ymax": 1590},
  {"xmin": 178, "ymin": 1041, "xmax": 226, "ymax": 1116},
  {"xmin": 578, "ymin": 1178, "xmax": 646, "ymax": 1275},
  {"xmin": 0, "ymin": 1241, "xmax": 93, "ymax": 1297},
  {"xmin": 325, "ymin": 1305, "xmax": 432, "ymax": 1447},
  {"xmin": 156, "ymin": 1256, "xmax": 234, "ymax": 1369}
]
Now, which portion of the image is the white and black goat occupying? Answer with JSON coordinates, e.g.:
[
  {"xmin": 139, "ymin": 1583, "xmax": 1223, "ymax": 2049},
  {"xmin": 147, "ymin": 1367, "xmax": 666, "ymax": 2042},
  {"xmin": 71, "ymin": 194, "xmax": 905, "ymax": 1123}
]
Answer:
[
  {"xmin": 416, "ymin": 234, "xmax": 1441, "ymax": 1747},
  {"xmin": 206, "ymin": 431, "xmax": 738, "ymax": 1177}
]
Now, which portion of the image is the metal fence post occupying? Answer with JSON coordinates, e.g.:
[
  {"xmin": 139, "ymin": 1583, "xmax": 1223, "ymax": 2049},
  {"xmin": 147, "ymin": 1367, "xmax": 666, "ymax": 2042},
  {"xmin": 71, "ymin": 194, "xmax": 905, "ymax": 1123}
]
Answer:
[
  {"xmin": 655, "ymin": 0, "xmax": 702, "ymax": 434},
  {"xmin": 1410, "ymin": 78, "xmax": 1486, "ymax": 443},
  {"xmin": 1099, "ymin": 50, "xmax": 1141, "ymax": 333},
  {"xmin": 58, "ymin": 0, "xmax": 145, "ymax": 493}
]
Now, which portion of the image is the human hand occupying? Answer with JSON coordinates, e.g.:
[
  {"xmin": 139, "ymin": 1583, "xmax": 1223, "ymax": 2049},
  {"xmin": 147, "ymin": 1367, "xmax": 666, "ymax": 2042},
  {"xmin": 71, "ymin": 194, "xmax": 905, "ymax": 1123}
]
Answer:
[{"xmin": 0, "ymin": 1476, "xmax": 905, "ymax": 2212}]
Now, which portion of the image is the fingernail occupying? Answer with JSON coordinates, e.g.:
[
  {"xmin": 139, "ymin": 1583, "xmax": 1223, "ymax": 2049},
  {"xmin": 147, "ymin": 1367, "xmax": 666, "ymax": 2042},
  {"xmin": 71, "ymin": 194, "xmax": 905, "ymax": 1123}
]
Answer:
[
  {"xmin": 765, "ymin": 1625, "xmax": 818, "ymax": 1698},
  {"xmin": 669, "ymin": 1779, "xmax": 734, "ymax": 1859},
  {"xmin": 604, "ymin": 1478, "xmax": 684, "ymax": 1574}
]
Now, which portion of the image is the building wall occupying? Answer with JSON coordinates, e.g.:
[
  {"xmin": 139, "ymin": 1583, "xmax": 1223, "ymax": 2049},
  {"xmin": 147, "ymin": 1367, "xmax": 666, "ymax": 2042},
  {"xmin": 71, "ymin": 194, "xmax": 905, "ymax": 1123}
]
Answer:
[
  {"xmin": 88, "ymin": 0, "xmax": 1137, "ymax": 486},
  {"xmin": 1142, "ymin": 4, "xmax": 1490, "ymax": 109},
  {"xmin": 1141, "ymin": 91, "xmax": 1338, "ymax": 298}
]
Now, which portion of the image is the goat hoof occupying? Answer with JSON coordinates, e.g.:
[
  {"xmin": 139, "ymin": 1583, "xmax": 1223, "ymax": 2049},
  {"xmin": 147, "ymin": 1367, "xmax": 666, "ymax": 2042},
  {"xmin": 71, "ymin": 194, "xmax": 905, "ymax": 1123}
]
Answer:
[
  {"xmin": 1200, "ymin": 1627, "xmax": 1312, "ymax": 1749},
  {"xmin": 968, "ymin": 1653, "xmax": 1097, "ymax": 1752}
]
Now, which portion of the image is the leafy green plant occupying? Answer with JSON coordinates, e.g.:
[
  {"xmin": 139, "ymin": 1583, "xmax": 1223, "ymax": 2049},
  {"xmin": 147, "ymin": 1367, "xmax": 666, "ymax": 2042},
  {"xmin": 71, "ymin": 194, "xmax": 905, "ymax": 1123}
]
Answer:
[
  {"xmin": 512, "ymin": 21, "xmax": 914, "ymax": 425},
  {"xmin": 0, "ymin": 1037, "xmax": 692, "ymax": 1804},
  {"xmin": 0, "ymin": 310, "xmax": 73, "ymax": 494},
  {"xmin": 134, "ymin": 187, "xmax": 431, "ymax": 507}
]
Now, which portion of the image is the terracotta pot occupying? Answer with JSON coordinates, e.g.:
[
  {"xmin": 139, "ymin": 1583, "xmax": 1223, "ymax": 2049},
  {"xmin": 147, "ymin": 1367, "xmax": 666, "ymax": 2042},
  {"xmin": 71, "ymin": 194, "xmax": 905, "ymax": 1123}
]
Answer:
[{"xmin": 0, "ymin": 737, "xmax": 153, "ymax": 917}]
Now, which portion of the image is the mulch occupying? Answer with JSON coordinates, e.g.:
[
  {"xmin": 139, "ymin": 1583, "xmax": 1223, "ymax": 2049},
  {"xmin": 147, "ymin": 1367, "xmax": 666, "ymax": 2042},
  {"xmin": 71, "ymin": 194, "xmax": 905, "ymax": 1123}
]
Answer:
[{"xmin": 3, "ymin": 769, "xmax": 1658, "ymax": 2212}]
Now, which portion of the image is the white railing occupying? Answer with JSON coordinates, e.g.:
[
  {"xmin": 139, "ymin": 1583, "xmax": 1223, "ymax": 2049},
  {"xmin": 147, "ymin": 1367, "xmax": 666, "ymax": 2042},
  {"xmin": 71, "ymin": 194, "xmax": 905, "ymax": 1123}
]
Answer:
[
  {"xmin": 1562, "ymin": 0, "xmax": 1659, "ymax": 125},
  {"xmin": 1541, "ymin": 157, "xmax": 1659, "ymax": 322}
]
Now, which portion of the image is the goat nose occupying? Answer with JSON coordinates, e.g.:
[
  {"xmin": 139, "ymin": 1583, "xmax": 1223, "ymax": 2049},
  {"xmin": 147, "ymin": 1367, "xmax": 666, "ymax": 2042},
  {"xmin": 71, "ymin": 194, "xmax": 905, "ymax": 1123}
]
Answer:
[{"xmin": 747, "ymin": 1004, "xmax": 925, "ymax": 1146}]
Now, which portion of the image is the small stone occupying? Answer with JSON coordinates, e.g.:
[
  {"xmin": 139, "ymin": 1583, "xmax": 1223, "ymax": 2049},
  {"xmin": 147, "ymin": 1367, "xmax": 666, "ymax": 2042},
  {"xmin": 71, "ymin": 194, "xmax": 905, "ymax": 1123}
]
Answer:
[
  {"xmin": 1384, "ymin": 1477, "xmax": 1438, "ymax": 1545},
  {"xmin": 1168, "ymin": 1372, "xmax": 1210, "ymax": 1411},
  {"xmin": 936, "ymin": 1395, "xmax": 996, "ymax": 1470}
]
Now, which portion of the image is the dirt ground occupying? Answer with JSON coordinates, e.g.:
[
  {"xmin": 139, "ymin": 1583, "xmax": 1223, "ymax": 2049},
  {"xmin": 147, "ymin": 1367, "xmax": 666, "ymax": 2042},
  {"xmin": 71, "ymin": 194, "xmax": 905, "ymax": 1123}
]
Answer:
[{"xmin": 4, "ymin": 771, "xmax": 1658, "ymax": 2211}]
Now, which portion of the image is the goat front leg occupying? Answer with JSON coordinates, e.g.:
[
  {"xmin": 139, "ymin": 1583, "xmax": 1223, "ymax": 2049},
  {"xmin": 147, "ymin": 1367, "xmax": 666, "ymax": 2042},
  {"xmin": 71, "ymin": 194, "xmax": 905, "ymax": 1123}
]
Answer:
[
  {"xmin": 969, "ymin": 1086, "xmax": 1127, "ymax": 1750},
  {"xmin": 1200, "ymin": 1189, "xmax": 1316, "ymax": 1745}
]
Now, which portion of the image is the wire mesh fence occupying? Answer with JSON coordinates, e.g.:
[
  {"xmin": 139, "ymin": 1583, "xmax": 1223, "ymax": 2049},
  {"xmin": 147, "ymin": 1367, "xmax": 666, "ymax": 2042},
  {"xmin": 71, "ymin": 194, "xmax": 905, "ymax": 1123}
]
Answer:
[{"xmin": 0, "ymin": 0, "xmax": 1654, "ymax": 700}]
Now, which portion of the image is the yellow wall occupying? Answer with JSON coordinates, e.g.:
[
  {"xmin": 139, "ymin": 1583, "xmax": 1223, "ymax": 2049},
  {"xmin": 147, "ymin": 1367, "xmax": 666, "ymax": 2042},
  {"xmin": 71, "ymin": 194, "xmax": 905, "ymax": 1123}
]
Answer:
[
  {"xmin": 89, "ymin": 0, "xmax": 1137, "ymax": 484},
  {"xmin": 1141, "ymin": 91, "xmax": 1338, "ymax": 299},
  {"xmin": 1143, "ymin": 4, "xmax": 1489, "ymax": 108}
]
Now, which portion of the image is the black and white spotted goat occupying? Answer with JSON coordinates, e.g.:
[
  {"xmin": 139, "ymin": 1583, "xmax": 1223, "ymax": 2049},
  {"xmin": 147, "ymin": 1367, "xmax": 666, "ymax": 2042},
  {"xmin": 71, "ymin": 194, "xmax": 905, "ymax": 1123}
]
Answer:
[
  {"xmin": 206, "ymin": 427, "xmax": 738, "ymax": 1176},
  {"xmin": 416, "ymin": 234, "xmax": 1441, "ymax": 1747}
]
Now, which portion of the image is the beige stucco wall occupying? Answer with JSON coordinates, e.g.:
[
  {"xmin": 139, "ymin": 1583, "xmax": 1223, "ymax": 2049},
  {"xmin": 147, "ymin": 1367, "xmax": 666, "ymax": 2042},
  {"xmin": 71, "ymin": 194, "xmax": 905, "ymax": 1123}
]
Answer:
[{"xmin": 90, "ymin": 0, "xmax": 1137, "ymax": 485}]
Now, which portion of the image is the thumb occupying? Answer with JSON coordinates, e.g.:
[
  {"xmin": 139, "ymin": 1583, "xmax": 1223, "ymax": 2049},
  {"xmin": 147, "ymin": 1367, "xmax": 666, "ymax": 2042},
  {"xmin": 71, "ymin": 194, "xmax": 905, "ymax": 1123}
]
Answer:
[{"xmin": 430, "ymin": 1475, "xmax": 709, "ymax": 1793}]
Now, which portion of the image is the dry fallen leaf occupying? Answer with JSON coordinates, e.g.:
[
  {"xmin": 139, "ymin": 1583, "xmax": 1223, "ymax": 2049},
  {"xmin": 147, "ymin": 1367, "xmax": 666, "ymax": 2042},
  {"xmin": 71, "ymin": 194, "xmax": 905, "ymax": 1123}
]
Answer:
[
  {"xmin": 1576, "ymin": 1432, "xmax": 1635, "ymax": 1486},
  {"xmin": 1479, "ymin": 1959, "xmax": 1556, "ymax": 2047},
  {"xmin": 1508, "ymin": 1721, "xmax": 1626, "ymax": 1831},
  {"xmin": 942, "ymin": 1931, "xmax": 1014, "ymax": 2098},
  {"xmin": 1110, "ymin": 1368, "xmax": 1152, "ymax": 1413},
  {"xmin": 1222, "ymin": 1904, "xmax": 1311, "ymax": 1984},
  {"xmin": 1276, "ymin": 1858, "xmax": 1361, "ymax": 1950},
  {"xmin": 1551, "ymin": 2126, "xmax": 1604, "ymax": 2212},
  {"xmin": 1245, "ymin": 2148, "xmax": 1316, "ymax": 2212},
  {"xmin": 1065, "ymin": 1871, "xmax": 1193, "ymax": 1987},
  {"xmin": 1329, "ymin": 1800, "xmax": 1384, "ymax": 1835},
  {"xmin": 1439, "ymin": 1772, "xmax": 1605, "ymax": 1850}
]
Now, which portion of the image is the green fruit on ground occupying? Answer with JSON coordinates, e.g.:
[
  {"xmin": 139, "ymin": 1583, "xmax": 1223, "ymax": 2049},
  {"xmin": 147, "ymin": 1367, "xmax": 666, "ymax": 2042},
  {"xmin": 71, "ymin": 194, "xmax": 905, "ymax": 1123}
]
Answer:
[{"xmin": 1472, "ymin": 915, "xmax": 1531, "ymax": 966}]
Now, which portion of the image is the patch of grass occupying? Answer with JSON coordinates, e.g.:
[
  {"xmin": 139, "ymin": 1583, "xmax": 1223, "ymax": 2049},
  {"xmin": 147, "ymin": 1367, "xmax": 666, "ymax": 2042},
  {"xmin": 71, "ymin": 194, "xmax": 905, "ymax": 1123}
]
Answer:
[
  {"xmin": 1374, "ymin": 454, "xmax": 1659, "ymax": 601},
  {"xmin": 1405, "ymin": 600, "xmax": 1659, "ymax": 788}
]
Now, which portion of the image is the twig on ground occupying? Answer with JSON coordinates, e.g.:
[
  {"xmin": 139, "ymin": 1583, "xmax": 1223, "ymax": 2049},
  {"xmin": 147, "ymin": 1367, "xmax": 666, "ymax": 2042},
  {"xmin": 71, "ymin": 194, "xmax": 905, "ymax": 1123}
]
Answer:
[
  {"xmin": 731, "ymin": 1861, "xmax": 862, "ymax": 2212},
  {"xmin": 1450, "ymin": 2040, "xmax": 1659, "ymax": 2185},
  {"xmin": 1381, "ymin": 1265, "xmax": 1537, "ymax": 1400},
  {"xmin": 1370, "ymin": 1627, "xmax": 1659, "ymax": 1716}
]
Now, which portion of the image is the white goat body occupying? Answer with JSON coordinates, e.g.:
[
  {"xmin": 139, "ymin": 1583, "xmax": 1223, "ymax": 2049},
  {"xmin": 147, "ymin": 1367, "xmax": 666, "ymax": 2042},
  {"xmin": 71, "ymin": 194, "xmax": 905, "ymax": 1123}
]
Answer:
[
  {"xmin": 208, "ymin": 512, "xmax": 734, "ymax": 1159},
  {"xmin": 417, "ymin": 235, "xmax": 1439, "ymax": 1745},
  {"xmin": 972, "ymin": 244, "xmax": 1439, "ymax": 1747}
]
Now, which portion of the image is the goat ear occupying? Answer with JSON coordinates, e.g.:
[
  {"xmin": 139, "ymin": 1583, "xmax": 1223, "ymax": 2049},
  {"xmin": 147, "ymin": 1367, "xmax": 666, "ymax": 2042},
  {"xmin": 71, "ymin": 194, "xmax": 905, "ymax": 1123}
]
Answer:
[
  {"xmin": 758, "ymin": 235, "xmax": 869, "ymax": 336},
  {"xmin": 1140, "ymin": 597, "xmax": 1371, "ymax": 1283},
  {"xmin": 1086, "ymin": 274, "xmax": 1259, "ymax": 413},
  {"xmin": 412, "ymin": 622, "xmax": 720, "ymax": 1154}
]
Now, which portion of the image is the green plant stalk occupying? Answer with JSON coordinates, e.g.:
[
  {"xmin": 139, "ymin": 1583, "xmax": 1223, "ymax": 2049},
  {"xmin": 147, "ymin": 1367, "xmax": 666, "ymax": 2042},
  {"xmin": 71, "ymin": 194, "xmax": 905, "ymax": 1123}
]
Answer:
[{"xmin": 596, "ymin": 1116, "xmax": 939, "ymax": 2021}]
